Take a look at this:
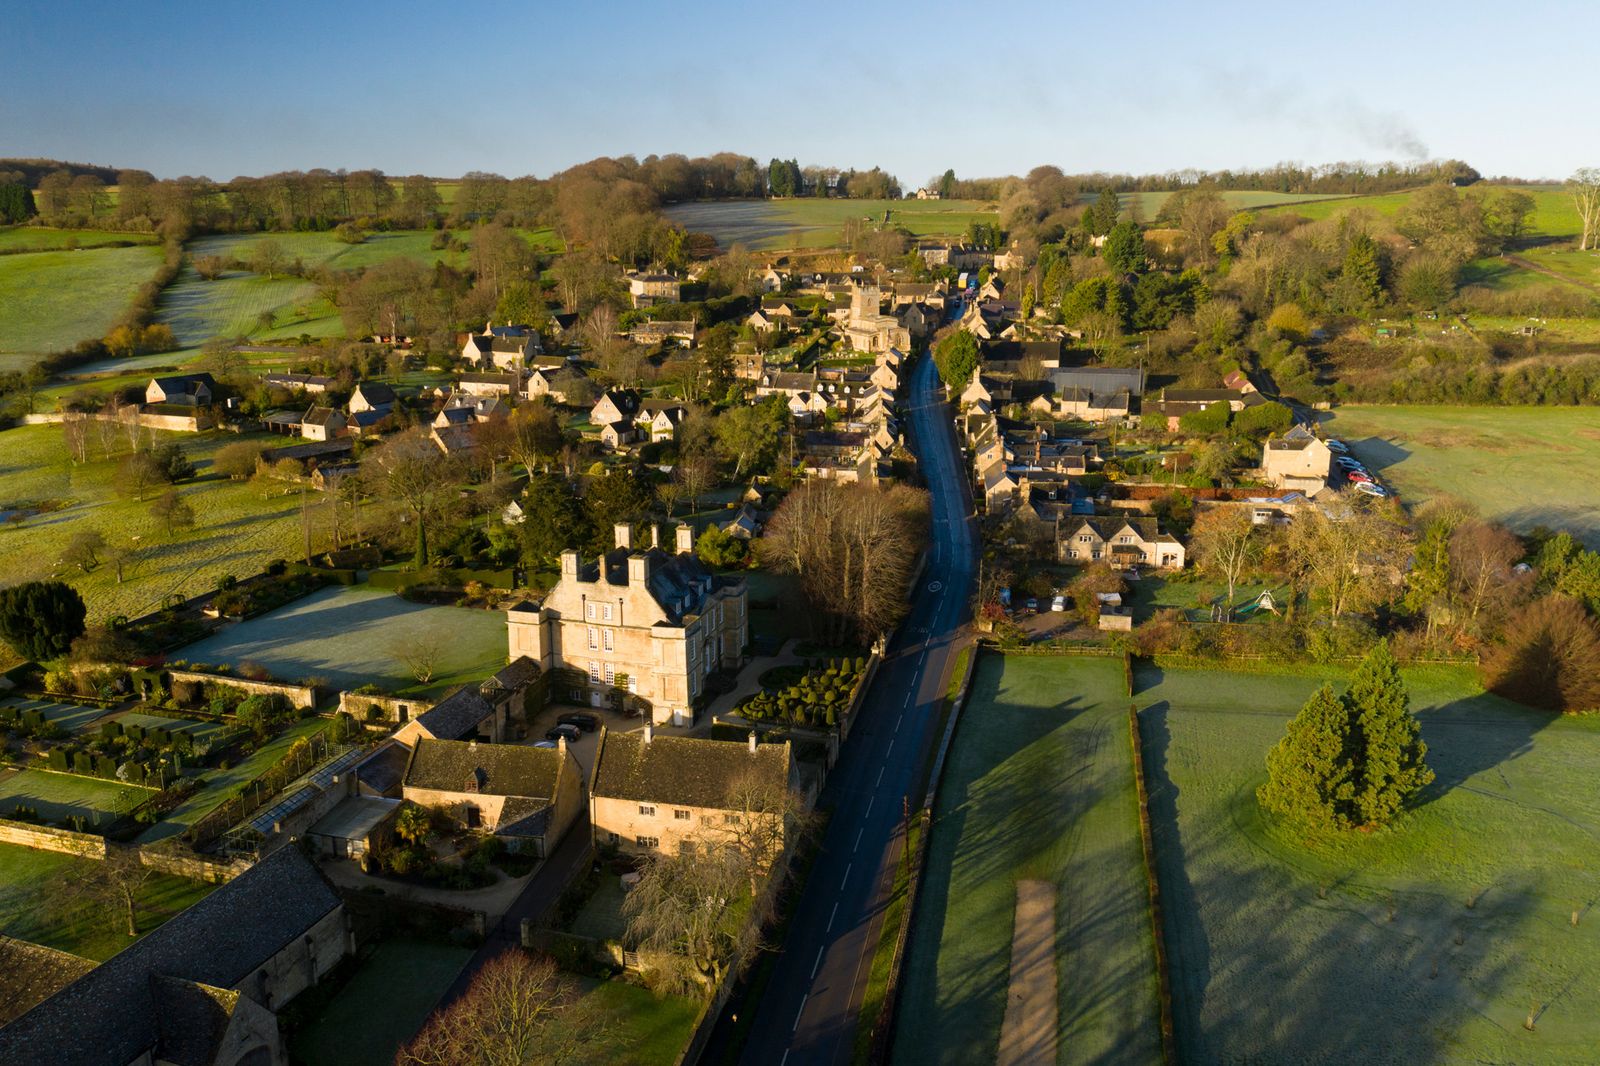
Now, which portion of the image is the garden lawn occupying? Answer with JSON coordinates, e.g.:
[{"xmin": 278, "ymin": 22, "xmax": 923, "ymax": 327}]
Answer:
[
  {"xmin": 0, "ymin": 244, "xmax": 163, "ymax": 369},
  {"xmin": 109, "ymin": 710, "xmax": 232, "ymax": 743},
  {"xmin": 896, "ymin": 653, "xmax": 1162, "ymax": 1066},
  {"xmin": 290, "ymin": 938, "xmax": 474, "ymax": 1066},
  {"xmin": 0, "ymin": 424, "xmax": 307, "ymax": 622},
  {"xmin": 1135, "ymin": 660, "xmax": 1600, "ymax": 1064},
  {"xmin": 0, "ymin": 767, "xmax": 150, "ymax": 826},
  {"xmin": 170, "ymin": 585, "xmax": 509, "ymax": 694},
  {"xmin": 577, "ymin": 979, "xmax": 702, "ymax": 1066},
  {"xmin": 3, "ymin": 695, "xmax": 115, "ymax": 734},
  {"xmin": 135, "ymin": 716, "xmax": 329, "ymax": 843},
  {"xmin": 1322, "ymin": 405, "xmax": 1600, "ymax": 546},
  {"xmin": 0, "ymin": 840, "xmax": 215, "ymax": 961}
]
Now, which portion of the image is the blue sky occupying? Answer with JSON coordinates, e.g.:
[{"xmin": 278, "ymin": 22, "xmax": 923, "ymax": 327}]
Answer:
[{"xmin": 4, "ymin": 0, "xmax": 1593, "ymax": 183}]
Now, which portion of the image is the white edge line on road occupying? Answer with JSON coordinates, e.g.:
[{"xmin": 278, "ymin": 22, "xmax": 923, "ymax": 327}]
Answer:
[
  {"xmin": 887, "ymin": 738, "xmax": 894, "ymax": 756},
  {"xmin": 841, "ymin": 862, "xmax": 852, "ymax": 889},
  {"xmin": 812, "ymin": 946, "xmax": 825, "ymax": 979},
  {"xmin": 854, "ymin": 827, "xmax": 864, "ymax": 851},
  {"xmin": 865, "ymin": 796, "xmax": 874, "ymax": 817},
  {"xmin": 896, "ymin": 713, "xmax": 903, "ymax": 730},
  {"xmin": 781, "ymin": 1052, "xmax": 789, "ymax": 1066},
  {"xmin": 903, "ymin": 692, "xmax": 911, "ymax": 707},
  {"xmin": 793, "ymin": 994, "xmax": 807, "ymax": 1031},
  {"xmin": 828, "ymin": 902, "xmax": 838, "ymax": 931},
  {"xmin": 876, "ymin": 767, "xmax": 884, "ymax": 786}
]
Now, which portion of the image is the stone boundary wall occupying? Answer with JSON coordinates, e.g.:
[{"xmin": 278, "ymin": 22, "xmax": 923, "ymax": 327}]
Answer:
[
  {"xmin": 0, "ymin": 818, "xmax": 107, "ymax": 858},
  {"xmin": 168, "ymin": 669, "xmax": 317, "ymax": 710},
  {"xmin": 337, "ymin": 690, "xmax": 432, "ymax": 724}
]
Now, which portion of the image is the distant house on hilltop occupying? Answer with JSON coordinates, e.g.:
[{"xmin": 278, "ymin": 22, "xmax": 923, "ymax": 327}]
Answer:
[{"xmin": 145, "ymin": 373, "xmax": 215, "ymax": 406}]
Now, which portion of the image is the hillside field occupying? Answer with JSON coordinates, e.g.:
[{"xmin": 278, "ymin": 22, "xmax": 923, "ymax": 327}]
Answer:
[
  {"xmin": 665, "ymin": 198, "xmax": 998, "ymax": 251},
  {"xmin": 1322, "ymin": 405, "xmax": 1600, "ymax": 545},
  {"xmin": 0, "ymin": 423, "xmax": 305, "ymax": 622},
  {"xmin": 0, "ymin": 244, "xmax": 163, "ymax": 369},
  {"xmin": 1135, "ymin": 660, "xmax": 1600, "ymax": 1064}
]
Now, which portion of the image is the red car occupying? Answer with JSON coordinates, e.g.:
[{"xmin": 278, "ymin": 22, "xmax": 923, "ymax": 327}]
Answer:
[{"xmin": 1347, "ymin": 471, "xmax": 1373, "ymax": 484}]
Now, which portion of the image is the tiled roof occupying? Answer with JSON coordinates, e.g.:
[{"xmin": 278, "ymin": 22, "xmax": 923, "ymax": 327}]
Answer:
[
  {"xmin": 0, "ymin": 847, "xmax": 340, "ymax": 1066},
  {"xmin": 355, "ymin": 740, "xmax": 412, "ymax": 795},
  {"xmin": 591, "ymin": 730, "xmax": 791, "ymax": 809},
  {"xmin": 488, "ymin": 655, "xmax": 542, "ymax": 691},
  {"xmin": 352, "ymin": 382, "xmax": 396, "ymax": 405},
  {"xmin": 404, "ymin": 737, "xmax": 562, "ymax": 798}
]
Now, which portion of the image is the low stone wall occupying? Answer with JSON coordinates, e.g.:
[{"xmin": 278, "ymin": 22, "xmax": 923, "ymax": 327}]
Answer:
[
  {"xmin": 338, "ymin": 690, "xmax": 432, "ymax": 724},
  {"xmin": 0, "ymin": 818, "xmax": 107, "ymax": 858},
  {"xmin": 168, "ymin": 669, "xmax": 318, "ymax": 710},
  {"xmin": 139, "ymin": 846, "xmax": 252, "ymax": 883}
]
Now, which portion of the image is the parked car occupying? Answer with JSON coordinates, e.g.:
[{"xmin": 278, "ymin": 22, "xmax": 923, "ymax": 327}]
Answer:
[
  {"xmin": 1326, "ymin": 439, "xmax": 1349, "ymax": 453},
  {"xmin": 557, "ymin": 712, "xmax": 601, "ymax": 732},
  {"xmin": 533, "ymin": 740, "xmax": 558, "ymax": 750},
  {"xmin": 1024, "ymin": 597, "xmax": 1038, "ymax": 612},
  {"xmin": 545, "ymin": 723, "xmax": 581, "ymax": 743},
  {"xmin": 1347, "ymin": 471, "xmax": 1373, "ymax": 484},
  {"xmin": 1334, "ymin": 456, "xmax": 1363, "ymax": 469},
  {"xmin": 1051, "ymin": 595, "xmax": 1067, "ymax": 612},
  {"xmin": 1355, "ymin": 481, "xmax": 1390, "ymax": 498}
]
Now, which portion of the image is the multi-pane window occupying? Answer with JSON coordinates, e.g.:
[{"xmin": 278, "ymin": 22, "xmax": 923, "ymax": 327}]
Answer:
[
  {"xmin": 638, "ymin": 804, "xmax": 655, "ymax": 816},
  {"xmin": 604, "ymin": 663, "xmax": 615, "ymax": 685},
  {"xmin": 603, "ymin": 629, "xmax": 614, "ymax": 652},
  {"xmin": 588, "ymin": 626, "xmax": 598, "ymax": 650},
  {"xmin": 674, "ymin": 809, "xmax": 691, "ymax": 821},
  {"xmin": 636, "ymin": 835, "xmax": 660, "ymax": 848},
  {"xmin": 586, "ymin": 603, "xmax": 596, "ymax": 621},
  {"xmin": 602, "ymin": 604, "xmax": 614, "ymax": 622},
  {"xmin": 588, "ymin": 662, "xmax": 601, "ymax": 682}
]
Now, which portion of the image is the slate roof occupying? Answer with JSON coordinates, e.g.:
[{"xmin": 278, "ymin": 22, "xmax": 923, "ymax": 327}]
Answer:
[
  {"xmin": 1066, "ymin": 516, "xmax": 1178, "ymax": 544},
  {"xmin": 260, "ymin": 439, "xmax": 354, "ymax": 464},
  {"xmin": 411, "ymin": 685, "xmax": 494, "ymax": 740},
  {"xmin": 591, "ymin": 730, "xmax": 791, "ymax": 809},
  {"xmin": 302, "ymin": 405, "xmax": 345, "ymax": 427},
  {"xmin": 151, "ymin": 976, "xmax": 240, "ymax": 1066},
  {"xmin": 487, "ymin": 655, "xmax": 542, "ymax": 691},
  {"xmin": 1048, "ymin": 366, "xmax": 1145, "ymax": 397},
  {"xmin": 151, "ymin": 372, "xmax": 216, "ymax": 395},
  {"xmin": 352, "ymin": 382, "xmax": 397, "ymax": 406},
  {"xmin": 404, "ymin": 737, "xmax": 562, "ymax": 798},
  {"xmin": 0, "ymin": 847, "xmax": 340, "ymax": 1066},
  {"xmin": 587, "ymin": 547, "xmax": 735, "ymax": 625},
  {"xmin": 0, "ymin": 938, "xmax": 95, "ymax": 1026},
  {"xmin": 355, "ymin": 739, "xmax": 412, "ymax": 795}
]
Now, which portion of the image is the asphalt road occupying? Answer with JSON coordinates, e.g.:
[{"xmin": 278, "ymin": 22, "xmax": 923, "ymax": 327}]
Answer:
[{"xmin": 715, "ymin": 350, "xmax": 977, "ymax": 1065}]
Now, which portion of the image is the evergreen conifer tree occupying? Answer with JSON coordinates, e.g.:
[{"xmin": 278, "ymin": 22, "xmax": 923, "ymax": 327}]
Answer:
[{"xmin": 1258, "ymin": 641, "xmax": 1433, "ymax": 832}]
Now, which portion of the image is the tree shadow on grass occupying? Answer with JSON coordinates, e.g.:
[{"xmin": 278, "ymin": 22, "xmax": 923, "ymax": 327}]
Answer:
[
  {"xmin": 900, "ymin": 654, "xmax": 1123, "ymax": 1064},
  {"xmin": 1412, "ymin": 693, "xmax": 1551, "ymax": 810},
  {"xmin": 1140, "ymin": 700, "xmax": 1544, "ymax": 1064}
]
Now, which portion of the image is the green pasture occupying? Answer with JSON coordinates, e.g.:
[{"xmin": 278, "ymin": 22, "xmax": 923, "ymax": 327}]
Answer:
[
  {"xmin": 0, "ymin": 839, "xmax": 215, "ymax": 961},
  {"xmin": 170, "ymin": 585, "xmax": 509, "ymax": 695},
  {"xmin": 665, "ymin": 198, "xmax": 998, "ymax": 251},
  {"xmin": 0, "ymin": 245, "xmax": 163, "ymax": 368},
  {"xmin": 291, "ymin": 937, "xmax": 474, "ymax": 1066},
  {"xmin": 0, "ymin": 767, "xmax": 150, "ymax": 826},
  {"xmin": 1134, "ymin": 660, "xmax": 1600, "ymax": 1063},
  {"xmin": 0, "ymin": 226, "xmax": 160, "ymax": 252},
  {"xmin": 1118, "ymin": 190, "xmax": 1353, "ymax": 218},
  {"xmin": 896, "ymin": 653, "xmax": 1162, "ymax": 1066},
  {"xmin": 0, "ymin": 423, "xmax": 309, "ymax": 622},
  {"xmin": 1323, "ymin": 404, "xmax": 1600, "ymax": 545}
]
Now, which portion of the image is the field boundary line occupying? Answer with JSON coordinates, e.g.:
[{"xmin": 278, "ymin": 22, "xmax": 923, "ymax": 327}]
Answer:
[{"xmin": 1129, "ymin": 702, "xmax": 1177, "ymax": 1065}]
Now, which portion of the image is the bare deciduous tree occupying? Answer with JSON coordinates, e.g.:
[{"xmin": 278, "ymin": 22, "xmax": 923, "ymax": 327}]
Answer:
[
  {"xmin": 364, "ymin": 429, "xmax": 456, "ymax": 566},
  {"xmin": 1569, "ymin": 168, "xmax": 1600, "ymax": 252},
  {"xmin": 758, "ymin": 481, "xmax": 930, "ymax": 644},
  {"xmin": 624, "ymin": 844, "xmax": 765, "ymax": 996},
  {"xmin": 1449, "ymin": 520, "xmax": 1528, "ymax": 628},
  {"xmin": 396, "ymin": 950, "xmax": 603, "ymax": 1066},
  {"xmin": 1285, "ymin": 501, "xmax": 1407, "ymax": 624},
  {"xmin": 1190, "ymin": 507, "xmax": 1259, "ymax": 619},
  {"xmin": 389, "ymin": 630, "xmax": 444, "ymax": 684}
]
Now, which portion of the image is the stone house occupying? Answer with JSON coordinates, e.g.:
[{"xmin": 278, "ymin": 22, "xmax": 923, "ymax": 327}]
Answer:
[
  {"xmin": 589, "ymin": 727, "xmax": 795, "ymax": 857},
  {"xmin": 0, "ymin": 847, "xmax": 347, "ymax": 1066},
  {"xmin": 1261, "ymin": 424, "xmax": 1333, "ymax": 494},
  {"xmin": 401, "ymin": 737, "xmax": 582, "ymax": 856},
  {"xmin": 462, "ymin": 325, "xmax": 541, "ymax": 369},
  {"xmin": 299, "ymin": 406, "xmax": 347, "ymax": 441},
  {"xmin": 636, "ymin": 399, "xmax": 687, "ymax": 442},
  {"xmin": 1059, "ymin": 517, "xmax": 1186, "ymax": 570},
  {"xmin": 626, "ymin": 272, "xmax": 682, "ymax": 308},
  {"xmin": 145, "ymin": 373, "xmax": 216, "ymax": 407},
  {"xmin": 457, "ymin": 371, "xmax": 521, "ymax": 397},
  {"xmin": 525, "ymin": 363, "xmax": 587, "ymax": 404},
  {"xmin": 348, "ymin": 382, "xmax": 397, "ymax": 417},
  {"xmin": 505, "ymin": 523, "xmax": 748, "ymax": 727},
  {"xmin": 394, "ymin": 685, "xmax": 505, "ymax": 747},
  {"xmin": 260, "ymin": 371, "xmax": 333, "ymax": 394},
  {"xmin": 591, "ymin": 388, "xmax": 643, "ymax": 428},
  {"xmin": 627, "ymin": 320, "xmax": 697, "ymax": 348}
]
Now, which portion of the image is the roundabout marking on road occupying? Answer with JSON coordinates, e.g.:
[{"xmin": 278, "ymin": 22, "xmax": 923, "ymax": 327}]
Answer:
[{"xmin": 928, "ymin": 581, "xmax": 943, "ymax": 592}]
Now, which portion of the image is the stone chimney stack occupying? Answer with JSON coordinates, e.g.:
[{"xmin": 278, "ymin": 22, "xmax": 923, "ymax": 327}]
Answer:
[
  {"xmin": 614, "ymin": 522, "xmax": 633, "ymax": 550},
  {"xmin": 748, "ymin": 731, "xmax": 758, "ymax": 754},
  {"xmin": 557, "ymin": 735, "xmax": 567, "ymax": 756},
  {"xmin": 675, "ymin": 523, "xmax": 695, "ymax": 555},
  {"xmin": 651, "ymin": 523, "xmax": 661, "ymax": 550},
  {"xmin": 643, "ymin": 722, "xmax": 654, "ymax": 744},
  {"xmin": 560, "ymin": 550, "xmax": 580, "ymax": 578}
]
